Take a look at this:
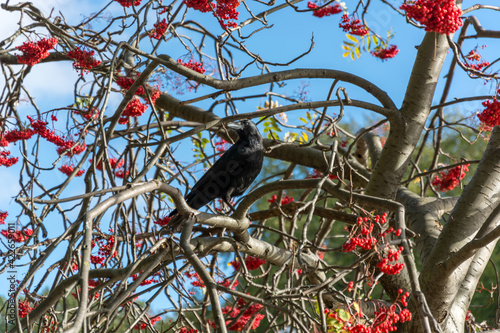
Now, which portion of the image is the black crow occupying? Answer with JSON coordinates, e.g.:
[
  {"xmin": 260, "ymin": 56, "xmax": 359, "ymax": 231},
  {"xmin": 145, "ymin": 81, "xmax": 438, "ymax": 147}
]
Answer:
[{"xmin": 168, "ymin": 120, "xmax": 264, "ymax": 227}]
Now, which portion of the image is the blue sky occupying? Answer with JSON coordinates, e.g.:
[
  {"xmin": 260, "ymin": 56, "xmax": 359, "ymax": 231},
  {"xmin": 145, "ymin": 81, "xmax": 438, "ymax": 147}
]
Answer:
[{"xmin": 1, "ymin": 0, "xmax": 499, "ymax": 316}]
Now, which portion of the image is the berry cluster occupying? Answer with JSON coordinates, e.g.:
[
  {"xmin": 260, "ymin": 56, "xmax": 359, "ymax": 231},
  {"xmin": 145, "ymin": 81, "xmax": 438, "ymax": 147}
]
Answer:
[
  {"xmin": 177, "ymin": 59, "xmax": 206, "ymax": 74},
  {"xmin": 245, "ymin": 256, "xmax": 267, "ymax": 270},
  {"xmin": 67, "ymin": 47, "xmax": 101, "ymax": 74},
  {"xmin": 371, "ymin": 45, "xmax": 399, "ymax": 60},
  {"xmin": 478, "ymin": 98, "xmax": 500, "ymax": 127},
  {"xmin": 116, "ymin": 169, "xmax": 128, "ymax": 178},
  {"xmin": 215, "ymin": 0, "xmax": 240, "ymax": 29},
  {"xmin": 93, "ymin": 157, "xmax": 128, "ymax": 178},
  {"xmin": 342, "ymin": 214, "xmax": 387, "ymax": 252},
  {"xmin": 215, "ymin": 138, "xmax": 229, "ymax": 153},
  {"xmin": 268, "ymin": 194, "xmax": 294, "ymax": 205},
  {"xmin": 90, "ymin": 254, "xmax": 105, "ymax": 265},
  {"xmin": 74, "ymin": 107, "xmax": 100, "ymax": 121},
  {"xmin": 0, "ymin": 211, "xmax": 7, "ymax": 224},
  {"xmin": 431, "ymin": 164, "xmax": 469, "ymax": 192},
  {"xmin": 465, "ymin": 49, "xmax": 490, "ymax": 72},
  {"xmin": 1, "ymin": 126, "xmax": 35, "ymax": 169},
  {"xmin": 0, "ymin": 228, "xmax": 33, "ymax": 242},
  {"xmin": 329, "ymin": 289, "xmax": 412, "ymax": 332},
  {"xmin": 209, "ymin": 299, "xmax": 264, "ymax": 331},
  {"xmin": 229, "ymin": 259, "xmax": 241, "ymax": 270},
  {"xmin": 342, "ymin": 214, "xmax": 406, "ymax": 276},
  {"xmin": 56, "ymin": 140, "xmax": 87, "ymax": 157},
  {"xmin": 339, "ymin": 14, "xmax": 369, "ymax": 36},
  {"xmin": 71, "ymin": 262, "xmax": 79, "ymax": 271},
  {"xmin": 122, "ymin": 98, "xmax": 148, "ymax": 118},
  {"xmin": 131, "ymin": 271, "xmax": 161, "ymax": 286},
  {"xmin": 179, "ymin": 328, "xmax": 198, "ymax": 333},
  {"xmin": 215, "ymin": 198, "xmax": 235, "ymax": 212},
  {"xmin": 58, "ymin": 164, "xmax": 85, "ymax": 177},
  {"xmin": 133, "ymin": 316, "xmax": 161, "ymax": 330},
  {"xmin": 398, "ymin": 289, "xmax": 410, "ymax": 307},
  {"xmin": 376, "ymin": 247, "xmax": 405, "ymax": 275},
  {"xmin": 317, "ymin": 247, "xmax": 326, "ymax": 260},
  {"xmin": 229, "ymin": 256, "xmax": 267, "ymax": 271},
  {"xmin": 18, "ymin": 300, "xmax": 33, "ymax": 318},
  {"xmin": 400, "ymin": 0, "xmax": 462, "ymax": 35},
  {"xmin": 0, "ymin": 151, "xmax": 18, "ymax": 167},
  {"xmin": 94, "ymin": 157, "xmax": 124, "ymax": 171},
  {"xmin": 28, "ymin": 116, "xmax": 86, "ymax": 157},
  {"xmin": 369, "ymin": 305, "xmax": 412, "ymax": 333},
  {"xmin": 95, "ymin": 235, "xmax": 117, "ymax": 260},
  {"xmin": 154, "ymin": 216, "xmax": 171, "ymax": 226},
  {"xmin": 309, "ymin": 169, "xmax": 338, "ymax": 180},
  {"xmin": 150, "ymin": 18, "xmax": 168, "ymax": 40},
  {"xmin": 71, "ymin": 281, "xmax": 102, "ymax": 300},
  {"xmin": 184, "ymin": 0, "xmax": 240, "ymax": 29},
  {"xmin": 114, "ymin": 0, "xmax": 142, "ymax": 7},
  {"xmin": 185, "ymin": 271, "xmax": 206, "ymax": 288},
  {"xmin": 3, "ymin": 128, "xmax": 35, "ymax": 143},
  {"xmin": 88, "ymin": 279, "xmax": 101, "ymax": 299},
  {"xmin": 116, "ymin": 76, "xmax": 147, "ymax": 95},
  {"xmin": 115, "ymin": 75, "xmax": 161, "ymax": 124},
  {"xmin": 16, "ymin": 37, "xmax": 58, "ymax": 66},
  {"xmin": 218, "ymin": 278, "xmax": 239, "ymax": 290},
  {"xmin": 184, "ymin": 0, "xmax": 212, "ymax": 12},
  {"xmin": 307, "ymin": 1, "xmax": 342, "ymax": 18}
]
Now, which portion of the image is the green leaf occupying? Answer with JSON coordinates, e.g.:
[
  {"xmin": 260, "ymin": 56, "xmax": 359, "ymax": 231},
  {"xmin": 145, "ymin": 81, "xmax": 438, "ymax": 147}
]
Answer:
[
  {"xmin": 332, "ymin": 321, "xmax": 343, "ymax": 329},
  {"xmin": 337, "ymin": 309, "xmax": 351, "ymax": 321}
]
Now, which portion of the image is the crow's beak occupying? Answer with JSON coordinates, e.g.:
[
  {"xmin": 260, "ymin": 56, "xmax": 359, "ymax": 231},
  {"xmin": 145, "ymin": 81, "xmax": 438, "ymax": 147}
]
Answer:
[{"xmin": 227, "ymin": 122, "xmax": 243, "ymax": 131}]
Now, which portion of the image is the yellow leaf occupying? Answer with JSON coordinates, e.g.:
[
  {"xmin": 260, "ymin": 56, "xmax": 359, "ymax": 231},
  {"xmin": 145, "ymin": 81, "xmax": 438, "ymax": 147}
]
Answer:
[
  {"xmin": 414, "ymin": 170, "xmax": 426, "ymax": 183},
  {"xmin": 342, "ymin": 45, "xmax": 351, "ymax": 50},
  {"xmin": 346, "ymin": 34, "xmax": 358, "ymax": 43}
]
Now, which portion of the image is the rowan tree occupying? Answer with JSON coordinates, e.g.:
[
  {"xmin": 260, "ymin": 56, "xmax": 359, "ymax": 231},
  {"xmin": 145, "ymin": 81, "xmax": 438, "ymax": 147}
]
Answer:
[{"xmin": 0, "ymin": 0, "xmax": 499, "ymax": 333}]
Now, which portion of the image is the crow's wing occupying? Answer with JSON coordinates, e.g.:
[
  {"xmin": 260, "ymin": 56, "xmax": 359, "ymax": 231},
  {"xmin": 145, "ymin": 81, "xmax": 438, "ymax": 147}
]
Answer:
[{"xmin": 183, "ymin": 142, "xmax": 242, "ymax": 210}]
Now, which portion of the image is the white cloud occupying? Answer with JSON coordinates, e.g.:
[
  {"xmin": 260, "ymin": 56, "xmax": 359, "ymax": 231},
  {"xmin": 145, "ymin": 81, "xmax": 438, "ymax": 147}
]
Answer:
[
  {"xmin": 0, "ymin": 1, "xmax": 104, "ymax": 40},
  {"xmin": 24, "ymin": 61, "xmax": 79, "ymax": 101}
]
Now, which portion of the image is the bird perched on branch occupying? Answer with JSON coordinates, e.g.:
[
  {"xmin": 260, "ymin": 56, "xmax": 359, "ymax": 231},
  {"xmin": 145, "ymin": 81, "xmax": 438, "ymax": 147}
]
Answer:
[{"xmin": 168, "ymin": 119, "xmax": 264, "ymax": 230}]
